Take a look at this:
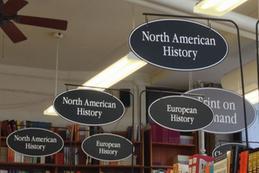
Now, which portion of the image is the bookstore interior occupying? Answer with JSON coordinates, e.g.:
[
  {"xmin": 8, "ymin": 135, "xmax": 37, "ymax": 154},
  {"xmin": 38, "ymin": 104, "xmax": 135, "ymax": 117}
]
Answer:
[{"xmin": 2, "ymin": 0, "xmax": 259, "ymax": 173}]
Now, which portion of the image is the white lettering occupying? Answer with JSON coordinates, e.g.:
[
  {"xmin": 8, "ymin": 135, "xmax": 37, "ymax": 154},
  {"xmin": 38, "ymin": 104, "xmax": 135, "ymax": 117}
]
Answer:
[
  {"xmin": 62, "ymin": 97, "xmax": 82, "ymax": 106},
  {"xmin": 142, "ymin": 31, "xmax": 170, "ymax": 43},
  {"xmin": 170, "ymin": 114, "xmax": 194, "ymax": 125},
  {"xmin": 77, "ymin": 108, "xmax": 102, "ymax": 119}
]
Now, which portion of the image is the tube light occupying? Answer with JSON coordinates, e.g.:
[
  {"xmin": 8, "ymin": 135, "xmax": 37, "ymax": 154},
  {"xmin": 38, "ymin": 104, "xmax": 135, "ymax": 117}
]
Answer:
[
  {"xmin": 81, "ymin": 52, "xmax": 147, "ymax": 90},
  {"xmin": 43, "ymin": 105, "xmax": 57, "ymax": 116},
  {"xmin": 245, "ymin": 89, "xmax": 259, "ymax": 104},
  {"xmin": 194, "ymin": 0, "xmax": 248, "ymax": 16},
  {"xmin": 43, "ymin": 52, "xmax": 147, "ymax": 116}
]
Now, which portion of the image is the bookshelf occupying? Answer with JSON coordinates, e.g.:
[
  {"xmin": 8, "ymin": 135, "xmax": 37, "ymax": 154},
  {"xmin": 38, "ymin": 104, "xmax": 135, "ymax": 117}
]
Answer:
[
  {"xmin": 0, "ymin": 120, "xmax": 145, "ymax": 173},
  {"xmin": 144, "ymin": 125, "xmax": 198, "ymax": 173}
]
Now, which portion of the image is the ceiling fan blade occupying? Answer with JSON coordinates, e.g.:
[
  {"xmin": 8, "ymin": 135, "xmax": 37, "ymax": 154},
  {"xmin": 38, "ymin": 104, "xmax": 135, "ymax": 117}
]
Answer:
[
  {"xmin": 3, "ymin": 0, "xmax": 28, "ymax": 15},
  {"xmin": 1, "ymin": 21, "xmax": 27, "ymax": 43},
  {"xmin": 16, "ymin": 15, "xmax": 68, "ymax": 30}
]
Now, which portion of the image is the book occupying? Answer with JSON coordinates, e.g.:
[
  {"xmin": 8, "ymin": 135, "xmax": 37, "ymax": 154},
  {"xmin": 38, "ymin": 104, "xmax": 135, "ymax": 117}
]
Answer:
[
  {"xmin": 7, "ymin": 148, "xmax": 14, "ymax": 162},
  {"xmin": 174, "ymin": 155, "xmax": 190, "ymax": 165},
  {"xmin": 151, "ymin": 123, "xmax": 162, "ymax": 142},
  {"xmin": 173, "ymin": 163, "xmax": 189, "ymax": 173},
  {"xmin": 26, "ymin": 121, "xmax": 51, "ymax": 129},
  {"xmin": 55, "ymin": 152, "xmax": 64, "ymax": 164},
  {"xmin": 189, "ymin": 154, "xmax": 214, "ymax": 173},
  {"xmin": 214, "ymin": 153, "xmax": 228, "ymax": 173},
  {"xmin": 231, "ymin": 145, "xmax": 244, "ymax": 173},
  {"xmin": 239, "ymin": 150, "xmax": 249, "ymax": 173},
  {"xmin": 14, "ymin": 152, "xmax": 23, "ymax": 163},
  {"xmin": 0, "ymin": 147, "xmax": 7, "ymax": 162}
]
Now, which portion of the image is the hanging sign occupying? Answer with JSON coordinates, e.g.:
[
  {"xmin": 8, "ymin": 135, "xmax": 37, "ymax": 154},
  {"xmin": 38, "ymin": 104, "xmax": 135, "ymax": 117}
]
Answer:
[
  {"xmin": 129, "ymin": 19, "xmax": 228, "ymax": 71},
  {"xmin": 81, "ymin": 133, "xmax": 133, "ymax": 161},
  {"xmin": 186, "ymin": 88, "xmax": 256, "ymax": 134},
  {"xmin": 54, "ymin": 89, "xmax": 125, "ymax": 126},
  {"xmin": 212, "ymin": 143, "xmax": 245, "ymax": 157},
  {"xmin": 6, "ymin": 128, "xmax": 64, "ymax": 157},
  {"xmin": 148, "ymin": 96, "xmax": 214, "ymax": 132}
]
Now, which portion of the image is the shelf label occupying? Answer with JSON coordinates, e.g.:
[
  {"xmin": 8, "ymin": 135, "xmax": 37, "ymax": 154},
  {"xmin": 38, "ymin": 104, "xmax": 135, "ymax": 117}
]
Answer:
[
  {"xmin": 81, "ymin": 133, "xmax": 133, "ymax": 161},
  {"xmin": 212, "ymin": 143, "xmax": 245, "ymax": 157},
  {"xmin": 148, "ymin": 96, "xmax": 214, "ymax": 132},
  {"xmin": 6, "ymin": 128, "xmax": 64, "ymax": 157},
  {"xmin": 186, "ymin": 88, "xmax": 256, "ymax": 134},
  {"xmin": 129, "ymin": 19, "xmax": 228, "ymax": 71},
  {"xmin": 54, "ymin": 89, "xmax": 125, "ymax": 126}
]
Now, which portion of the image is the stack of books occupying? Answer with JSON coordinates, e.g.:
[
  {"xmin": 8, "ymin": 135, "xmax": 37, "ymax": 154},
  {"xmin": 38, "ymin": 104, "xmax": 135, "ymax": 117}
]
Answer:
[{"xmin": 150, "ymin": 123, "xmax": 180, "ymax": 143}]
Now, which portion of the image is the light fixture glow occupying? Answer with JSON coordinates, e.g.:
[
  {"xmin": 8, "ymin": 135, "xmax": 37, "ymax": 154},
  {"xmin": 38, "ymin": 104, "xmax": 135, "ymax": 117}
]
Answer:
[
  {"xmin": 200, "ymin": 0, "xmax": 222, "ymax": 9},
  {"xmin": 194, "ymin": 0, "xmax": 248, "ymax": 16},
  {"xmin": 43, "ymin": 105, "xmax": 58, "ymax": 116},
  {"xmin": 81, "ymin": 52, "xmax": 147, "ymax": 90},
  {"xmin": 245, "ymin": 89, "xmax": 259, "ymax": 104},
  {"xmin": 44, "ymin": 52, "xmax": 147, "ymax": 116}
]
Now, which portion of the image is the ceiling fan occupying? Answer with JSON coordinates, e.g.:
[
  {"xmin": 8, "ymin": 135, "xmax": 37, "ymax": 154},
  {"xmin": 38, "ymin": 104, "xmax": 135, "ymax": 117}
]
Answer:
[{"xmin": 0, "ymin": 0, "xmax": 68, "ymax": 43}]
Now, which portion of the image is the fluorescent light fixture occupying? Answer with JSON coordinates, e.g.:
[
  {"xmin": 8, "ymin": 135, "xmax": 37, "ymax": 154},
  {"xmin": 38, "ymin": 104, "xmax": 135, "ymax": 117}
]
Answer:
[
  {"xmin": 81, "ymin": 52, "xmax": 147, "ymax": 90},
  {"xmin": 43, "ymin": 105, "xmax": 58, "ymax": 116},
  {"xmin": 44, "ymin": 52, "xmax": 147, "ymax": 116},
  {"xmin": 194, "ymin": 0, "xmax": 248, "ymax": 16},
  {"xmin": 245, "ymin": 89, "xmax": 259, "ymax": 104}
]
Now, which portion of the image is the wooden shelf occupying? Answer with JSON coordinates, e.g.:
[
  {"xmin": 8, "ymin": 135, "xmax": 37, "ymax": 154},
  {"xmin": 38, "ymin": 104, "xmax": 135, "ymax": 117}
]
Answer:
[
  {"xmin": 0, "ymin": 124, "xmax": 145, "ymax": 173},
  {"xmin": 144, "ymin": 127, "xmax": 198, "ymax": 170},
  {"xmin": 57, "ymin": 164, "xmax": 100, "ymax": 168},
  {"xmin": 152, "ymin": 142, "xmax": 195, "ymax": 147},
  {"xmin": 0, "ymin": 163, "xmax": 145, "ymax": 169},
  {"xmin": 0, "ymin": 162, "xmax": 57, "ymax": 168},
  {"xmin": 99, "ymin": 165, "xmax": 144, "ymax": 168},
  {"xmin": 151, "ymin": 165, "xmax": 174, "ymax": 169}
]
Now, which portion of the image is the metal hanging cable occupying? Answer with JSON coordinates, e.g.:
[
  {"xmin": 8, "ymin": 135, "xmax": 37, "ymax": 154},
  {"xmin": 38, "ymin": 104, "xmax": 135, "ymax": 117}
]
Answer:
[{"xmin": 54, "ymin": 36, "xmax": 60, "ymax": 97}]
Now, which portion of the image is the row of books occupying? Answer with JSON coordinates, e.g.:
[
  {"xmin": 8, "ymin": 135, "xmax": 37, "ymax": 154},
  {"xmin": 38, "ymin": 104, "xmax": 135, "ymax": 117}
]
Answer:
[
  {"xmin": 235, "ymin": 146, "xmax": 259, "ymax": 173},
  {"xmin": 212, "ymin": 145, "xmax": 259, "ymax": 173},
  {"xmin": 0, "ymin": 120, "xmax": 52, "ymax": 136},
  {"xmin": 0, "ymin": 120, "xmax": 91, "ymax": 142},
  {"xmin": 2, "ymin": 146, "xmax": 37, "ymax": 163},
  {"xmin": 0, "ymin": 146, "xmax": 99, "ymax": 166},
  {"xmin": 171, "ymin": 146, "xmax": 259, "ymax": 173},
  {"xmin": 151, "ymin": 123, "xmax": 180, "ymax": 143},
  {"xmin": 0, "ymin": 171, "xmax": 87, "ymax": 173},
  {"xmin": 55, "ymin": 124, "xmax": 89, "ymax": 142},
  {"xmin": 150, "ymin": 123, "xmax": 193, "ymax": 144},
  {"xmin": 0, "ymin": 171, "xmax": 50, "ymax": 173},
  {"xmin": 1, "ymin": 146, "xmax": 54, "ymax": 164},
  {"xmin": 61, "ymin": 146, "xmax": 97, "ymax": 165},
  {"xmin": 0, "ymin": 170, "xmax": 83, "ymax": 173},
  {"xmin": 100, "ymin": 154, "xmax": 137, "ymax": 166}
]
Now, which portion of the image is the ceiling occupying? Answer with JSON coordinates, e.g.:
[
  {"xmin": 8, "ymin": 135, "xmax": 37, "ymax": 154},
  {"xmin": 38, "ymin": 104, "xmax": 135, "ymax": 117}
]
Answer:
[
  {"xmin": 0, "ymin": 0, "xmax": 257, "ymax": 71},
  {"xmin": 0, "ymin": 0, "xmax": 161, "ymax": 72},
  {"xmin": 0, "ymin": 0, "xmax": 258, "ymax": 124}
]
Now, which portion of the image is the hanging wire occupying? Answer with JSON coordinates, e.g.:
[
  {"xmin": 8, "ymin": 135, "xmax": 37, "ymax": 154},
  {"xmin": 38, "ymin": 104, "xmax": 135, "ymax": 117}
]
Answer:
[
  {"xmin": 132, "ymin": 5, "xmax": 136, "ymax": 29},
  {"xmin": 2, "ymin": 33, "xmax": 5, "ymax": 59},
  {"xmin": 54, "ymin": 35, "xmax": 60, "ymax": 97}
]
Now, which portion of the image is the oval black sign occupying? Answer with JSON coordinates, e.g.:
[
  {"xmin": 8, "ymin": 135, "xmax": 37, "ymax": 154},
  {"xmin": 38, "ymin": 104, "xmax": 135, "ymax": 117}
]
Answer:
[
  {"xmin": 54, "ymin": 89, "xmax": 125, "ymax": 126},
  {"xmin": 81, "ymin": 133, "xmax": 133, "ymax": 161},
  {"xmin": 186, "ymin": 88, "xmax": 256, "ymax": 134},
  {"xmin": 6, "ymin": 128, "xmax": 64, "ymax": 157},
  {"xmin": 148, "ymin": 96, "xmax": 214, "ymax": 132},
  {"xmin": 129, "ymin": 19, "xmax": 228, "ymax": 71},
  {"xmin": 212, "ymin": 143, "xmax": 245, "ymax": 157}
]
